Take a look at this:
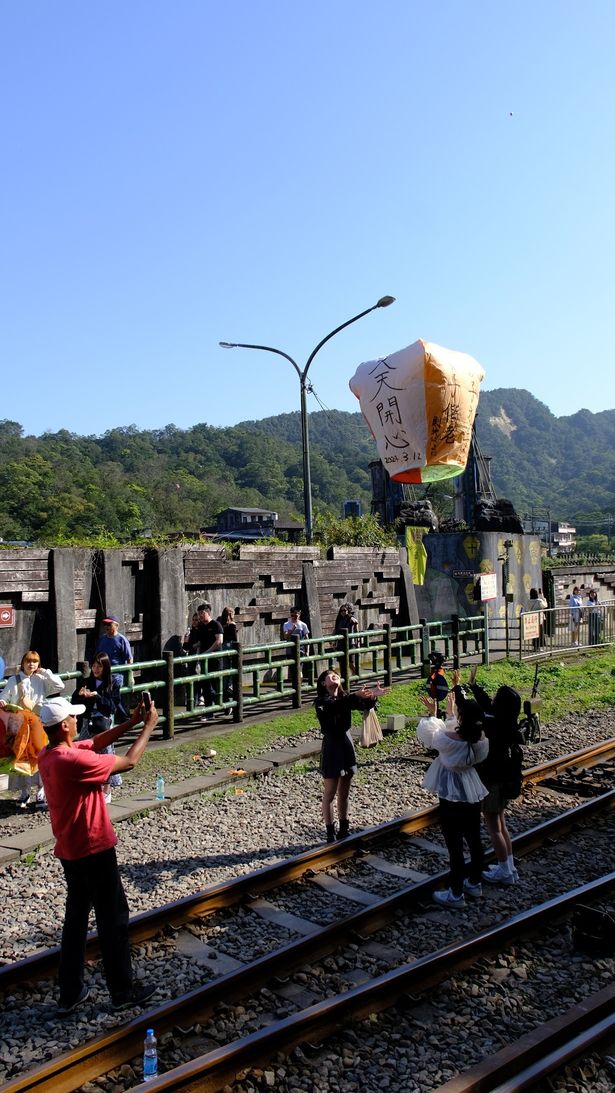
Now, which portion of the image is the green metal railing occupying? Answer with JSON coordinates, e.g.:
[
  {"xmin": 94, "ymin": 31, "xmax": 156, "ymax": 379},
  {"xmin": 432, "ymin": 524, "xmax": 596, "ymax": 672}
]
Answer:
[
  {"xmin": 4, "ymin": 603, "xmax": 612, "ymax": 741},
  {"xmin": 0, "ymin": 609, "xmax": 493, "ymax": 740},
  {"xmin": 518, "ymin": 601, "xmax": 615, "ymax": 660}
]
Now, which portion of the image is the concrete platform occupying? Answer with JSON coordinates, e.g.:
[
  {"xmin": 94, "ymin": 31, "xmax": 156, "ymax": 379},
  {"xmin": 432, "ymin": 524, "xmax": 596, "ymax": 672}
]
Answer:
[
  {"xmin": 0, "ymin": 826, "xmax": 53, "ymax": 854},
  {"xmin": 0, "ymin": 739, "xmax": 323, "ymax": 858}
]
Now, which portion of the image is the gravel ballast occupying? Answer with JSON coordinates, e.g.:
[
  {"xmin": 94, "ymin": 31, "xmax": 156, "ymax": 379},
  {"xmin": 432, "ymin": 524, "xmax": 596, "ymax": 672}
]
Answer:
[{"xmin": 0, "ymin": 707, "xmax": 613, "ymax": 1091}]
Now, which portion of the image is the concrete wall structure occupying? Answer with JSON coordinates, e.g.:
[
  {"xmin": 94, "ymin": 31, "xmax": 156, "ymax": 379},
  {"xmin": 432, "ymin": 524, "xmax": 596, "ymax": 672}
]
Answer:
[
  {"xmin": 415, "ymin": 531, "xmax": 544, "ymax": 626},
  {"xmin": 0, "ymin": 544, "xmax": 419, "ymax": 675},
  {"xmin": 5, "ymin": 536, "xmax": 606, "ymax": 677},
  {"xmin": 546, "ymin": 564, "xmax": 615, "ymax": 606}
]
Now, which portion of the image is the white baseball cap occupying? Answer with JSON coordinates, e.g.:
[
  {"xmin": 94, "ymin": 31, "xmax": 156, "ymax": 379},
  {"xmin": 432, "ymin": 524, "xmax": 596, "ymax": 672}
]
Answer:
[{"xmin": 40, "ymin": 697, "xmax": 87, "ymax": 728}]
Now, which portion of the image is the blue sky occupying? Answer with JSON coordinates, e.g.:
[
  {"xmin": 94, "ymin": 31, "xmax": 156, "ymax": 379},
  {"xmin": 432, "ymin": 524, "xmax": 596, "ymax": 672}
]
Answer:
[{"xmin": 1, "ymin": 1, "xmax": 614, "ymax": 438}]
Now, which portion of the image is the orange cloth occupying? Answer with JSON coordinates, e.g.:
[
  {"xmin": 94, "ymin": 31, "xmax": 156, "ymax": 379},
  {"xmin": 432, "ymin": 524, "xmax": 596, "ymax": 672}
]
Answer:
[{"xmin": 0, "ymin": 708, "xmax": 48, "ymax": 775}]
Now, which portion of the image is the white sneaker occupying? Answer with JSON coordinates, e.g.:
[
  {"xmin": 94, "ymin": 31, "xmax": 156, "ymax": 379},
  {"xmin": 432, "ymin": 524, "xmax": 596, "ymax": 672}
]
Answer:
[
  {"xmin": 104, "ymin": 792, "xmax": 112, "ymax": 804},
  {"xmin": 463, "ymin": 878, "xmax": 483, "ymax": 899},
  {"xmin": 482, "ymin": 863, "xmax": 516, "ymax": 885},
  {"xmin": 197, "ymin": 697, "xmax": 206, "ymax": 707},
  {"xmin": 433, "ymin": 888, "xmax": 465, "ymax": 908}
]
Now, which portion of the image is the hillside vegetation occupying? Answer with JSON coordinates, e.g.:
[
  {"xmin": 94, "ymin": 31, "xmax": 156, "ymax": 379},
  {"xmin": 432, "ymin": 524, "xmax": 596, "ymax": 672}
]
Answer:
[{"xmin": 0, "ymin": 390, "xmax": 613, "ymax": 543}]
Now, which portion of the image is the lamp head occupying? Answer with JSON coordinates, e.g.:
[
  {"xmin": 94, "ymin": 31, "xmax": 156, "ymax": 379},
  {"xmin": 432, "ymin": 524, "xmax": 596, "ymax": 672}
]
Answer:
[
  {"xmin": 376, "ymin": 295, "xmax": 395, "ymax": 308},
  {"xmin": 219, "ymin": 342, "xmax": 236, "ymax": 348}
]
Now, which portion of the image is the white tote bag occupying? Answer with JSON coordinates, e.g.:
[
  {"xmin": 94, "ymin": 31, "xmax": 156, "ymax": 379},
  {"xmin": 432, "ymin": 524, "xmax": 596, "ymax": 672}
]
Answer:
[{"xmin": 360, "ymin": 708, "xmax": 383, "ymax": 747}]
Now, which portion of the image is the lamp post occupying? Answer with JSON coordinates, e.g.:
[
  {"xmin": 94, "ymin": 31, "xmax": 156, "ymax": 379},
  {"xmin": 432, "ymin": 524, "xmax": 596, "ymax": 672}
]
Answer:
[{"xmin": 220, "ymin": 295, "xmax": 395, "ymax": 543}]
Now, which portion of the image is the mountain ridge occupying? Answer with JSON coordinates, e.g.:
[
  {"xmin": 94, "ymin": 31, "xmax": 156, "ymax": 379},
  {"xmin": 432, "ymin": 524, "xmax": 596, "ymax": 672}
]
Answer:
[{"xmin": 0, "ymin": 388, "xmax": 612, "ymax": 541}]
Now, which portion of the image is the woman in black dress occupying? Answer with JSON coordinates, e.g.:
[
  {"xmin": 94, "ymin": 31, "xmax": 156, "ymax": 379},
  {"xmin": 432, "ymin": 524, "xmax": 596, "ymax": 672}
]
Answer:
[{"xmin": 315, "ymin": 669, "xmax": 387, "ymax": 842}]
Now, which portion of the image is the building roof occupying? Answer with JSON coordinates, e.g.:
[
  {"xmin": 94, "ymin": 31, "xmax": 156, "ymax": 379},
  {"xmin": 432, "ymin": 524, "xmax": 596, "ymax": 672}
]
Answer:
[{"xmin": 218, "ymin": 506, "xmax": 277, "ymax": 517}]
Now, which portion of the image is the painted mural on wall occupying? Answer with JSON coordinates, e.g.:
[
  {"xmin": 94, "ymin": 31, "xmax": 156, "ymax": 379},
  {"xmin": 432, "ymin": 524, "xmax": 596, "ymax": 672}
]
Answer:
[{"xmin": 414, "ymin": 532, "xmax": 543, "ymax": 622}]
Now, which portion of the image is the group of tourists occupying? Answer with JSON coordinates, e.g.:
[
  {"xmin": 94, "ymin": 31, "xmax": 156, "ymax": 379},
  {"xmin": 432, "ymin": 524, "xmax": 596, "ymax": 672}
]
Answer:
[
  {"xmin": 0, "ymin": 596, "xmax": 544, "ymax": 1016},
  {"xmin": 180, "ymin": 602, "xmax": 361, "ymax": 708},
  {"xmin": 182, "ymin": 602, "xmax": 237, "ymax": 712},
  {"xmin": 567, "ymin": 585, "xmax": 602, "ymax": 646},
  {"xmin": 524, "ymin": 584, "xmax": 604, "ymax": 648},
  {"xmin": 0, "ymin": 616, "xmax": 132, "ymax": 809},
  {"xmin": 416, "ymin": 666, "xmax": 523, "ymax": 907}
]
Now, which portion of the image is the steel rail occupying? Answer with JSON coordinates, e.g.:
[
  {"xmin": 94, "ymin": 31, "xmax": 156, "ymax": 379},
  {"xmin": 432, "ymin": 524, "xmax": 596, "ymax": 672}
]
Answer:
[
  {"xmin": 434, "ymin": 982, "xmax": 615, "ymax": 1092},
  {"xmin": 2, "ymin": 738, "xmax": 614, "ymax": 991},
  {"xmin": 110, "ymin": 874, "xmax": 615, "ymax": 1093},
  {"xmin": 2, "ymin": 795, "xmax": 613, "ymax": 1093},
  {"xmin": 491, "ymin": 1013, "xmax": 615, "ymax": 1093},
  {"xmin": 522, "ymin": 736, "xmax": 615, "ymax": 782}
]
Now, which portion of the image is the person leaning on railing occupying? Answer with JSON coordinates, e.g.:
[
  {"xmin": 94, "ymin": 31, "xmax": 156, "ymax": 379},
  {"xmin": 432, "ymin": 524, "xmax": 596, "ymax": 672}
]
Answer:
[
  {"xmin": 218, "ymin": 606, "xmax": 238, "ymax": 701},
  {"xmin": 523, "ymin": 587, "xmax": 548, "ymax": 650},
  {"xmin": 586, "ymin": 589, "xmax": 601, "ymax": 645},
  {"xmin": 568, "ymin": 587, "xmax": 584, "ymax": 647},
  {"xmin": 334, "ymin": 603, "xmax": 360, "ymax": 681}
]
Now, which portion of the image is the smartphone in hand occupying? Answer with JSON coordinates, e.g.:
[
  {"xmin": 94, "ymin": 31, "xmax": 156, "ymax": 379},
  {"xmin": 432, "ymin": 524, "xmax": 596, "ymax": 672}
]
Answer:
[{"xmin": 141, "ymin": 691, "xmax": 152, "ymax": 711}]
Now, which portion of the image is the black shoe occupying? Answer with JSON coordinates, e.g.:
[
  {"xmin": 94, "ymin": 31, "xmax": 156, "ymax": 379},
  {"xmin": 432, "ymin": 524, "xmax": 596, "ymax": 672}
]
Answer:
[
  {"xmin": 325, "ymin": 824, "xmax": 336, "ymax": 843},
  {"xmin": 57, "ymin": 985, "xmax": 90, "ymax": 1014},
  {"xmin": 111, "ymin": 983, "xmax": 156, "ymax": 1012},
  {"xmin": 338, "ymin": 819, "xmax": 350, "ymax": 839}
]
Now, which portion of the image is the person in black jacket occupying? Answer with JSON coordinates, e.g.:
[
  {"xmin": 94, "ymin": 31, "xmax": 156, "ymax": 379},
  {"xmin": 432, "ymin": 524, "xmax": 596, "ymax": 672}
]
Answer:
[
  {"xmin": 453, "ymin": 667, "xmax": 523, "ymax": 885},
  {"xmin": 315, "ymin": 670, "xmax": 387, "ymax": 843},
  {"xmin": 182, "ymin": 611, "xmax": 203, "ymax": 706},
  {"xmin": 73, "ymin": 654, "xmax": 119, "ymax": 726},
  {"xmin": 72, "ymin": 653, "xmax": 122, "ymax": 803},
  {"xmin": 334, "ymin": 603, "xmax": 359, "ymax": 681},
  {"xmin": 218, "ymin": 607, "xmax": 238, "ymax": 701}
]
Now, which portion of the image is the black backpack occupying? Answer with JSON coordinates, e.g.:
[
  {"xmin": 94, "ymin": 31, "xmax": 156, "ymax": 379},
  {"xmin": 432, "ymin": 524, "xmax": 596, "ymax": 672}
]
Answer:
[{"xmin": 502, "ymin": 741, "xmax": 524, "ymax": 799}]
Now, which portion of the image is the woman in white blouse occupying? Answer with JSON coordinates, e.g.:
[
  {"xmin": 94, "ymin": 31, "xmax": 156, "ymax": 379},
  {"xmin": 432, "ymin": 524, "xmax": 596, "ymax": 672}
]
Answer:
[
  {"xmin": 0, "ymin": 649, "xmax": 64, "ymax": 713},
  {"xmin": 417, "ymin": 689, "xmax": 489, "ymax": 908},
  {"xmin": 0, "ymin": 649, "xmax": 64, "ymax": 807}
]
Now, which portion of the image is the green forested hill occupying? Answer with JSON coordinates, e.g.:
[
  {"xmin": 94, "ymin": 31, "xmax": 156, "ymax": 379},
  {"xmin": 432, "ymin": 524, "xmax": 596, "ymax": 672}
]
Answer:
[
  {"xmin": 0, "ymin": 390, "xmax": 613, "ymax": 542},
  {"xmin": 474, "ymin": 390, "xmax": 615, "ymax": 519}
]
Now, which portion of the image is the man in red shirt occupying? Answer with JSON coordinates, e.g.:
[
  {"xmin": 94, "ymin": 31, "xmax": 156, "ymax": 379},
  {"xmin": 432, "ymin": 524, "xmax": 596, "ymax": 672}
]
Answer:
[{"xmin": 39, "ymin": 695, "xmax": 159, "ymax": 1014}]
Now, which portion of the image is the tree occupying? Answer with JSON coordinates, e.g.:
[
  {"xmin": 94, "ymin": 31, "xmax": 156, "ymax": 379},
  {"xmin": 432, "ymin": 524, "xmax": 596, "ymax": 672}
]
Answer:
[{"xmin": 311, "ymin": 513, "xmax": 397, "ymax": 548}]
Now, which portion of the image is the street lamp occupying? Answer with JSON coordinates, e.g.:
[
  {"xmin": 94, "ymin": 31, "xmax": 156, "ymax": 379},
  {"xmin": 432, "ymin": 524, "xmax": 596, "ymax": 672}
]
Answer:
[{"xmin": 220, "ymin": 295, "xmax": 395, "ymax": 543}]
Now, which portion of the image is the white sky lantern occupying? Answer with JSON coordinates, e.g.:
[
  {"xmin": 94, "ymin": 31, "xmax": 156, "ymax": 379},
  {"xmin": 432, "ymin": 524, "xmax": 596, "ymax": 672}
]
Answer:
[{"xmin": 349, "ymin": 339, "xmax": 485, "ymax": 483}]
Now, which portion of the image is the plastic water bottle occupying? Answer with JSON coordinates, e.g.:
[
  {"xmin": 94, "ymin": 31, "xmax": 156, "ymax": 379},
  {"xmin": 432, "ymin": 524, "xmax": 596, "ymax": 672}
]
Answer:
[
  {"xmin": 155, "ymin": 774, "xmax": 165, "ymax": 801},
  {"xmin": 143, "ymin": 1028, "xmax": 158, "ymax": 1082}
]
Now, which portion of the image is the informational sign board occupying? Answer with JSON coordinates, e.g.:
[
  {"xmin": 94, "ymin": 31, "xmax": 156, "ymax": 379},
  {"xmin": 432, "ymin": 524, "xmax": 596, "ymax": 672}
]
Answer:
[
  {"xmin": 478, "ymin": 573, "xmax": 497, "ymax": 602},
  {"xmin": 522, "ymin": 612, "xmax": 540, "ymax": 641},
  {"xmin": 0, "ymin": 606, "xmax": 15, "ymax": 628}
]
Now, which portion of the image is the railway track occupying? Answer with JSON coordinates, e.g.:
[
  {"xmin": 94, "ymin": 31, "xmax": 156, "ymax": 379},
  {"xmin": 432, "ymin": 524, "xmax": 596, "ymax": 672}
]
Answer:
[
  {"xmin": 433, "ymin": 981, "xmax": 615, "ymax": 1092},
  {"xmin": 1, "ymin": 739, "xmax": 614, "ymax": 1093},
  {"xmin": 3, "ymin": 737, "xmax": 614, "ymax": 992}
]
